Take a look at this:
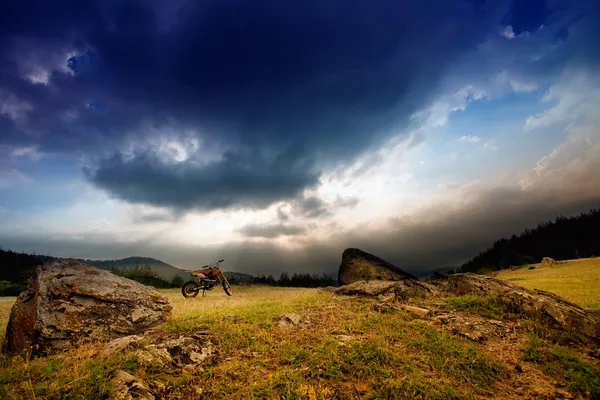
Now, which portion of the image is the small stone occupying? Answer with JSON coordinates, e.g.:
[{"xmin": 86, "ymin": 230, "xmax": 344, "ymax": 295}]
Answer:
[
  {"xmin": 333, "ymin": 334, "xmax": 353, "ymax": 345},
  {"xmin": 402, "ymin": 305, "xmax": 430, "ymax": 318},
  {"xmin": 273, "ymin": 313, "xmax": 311, "ymax": 328},
  {"xmin": 223, "ymin": 314, "xmax": 240, "ymax": 322},
  {"xmin": 101, "ymin": 335, "xmax": 144, "ymax": 357},
  {"xmin": 110, "ymin": 370, "xmax": 155, "ymax": 400}
]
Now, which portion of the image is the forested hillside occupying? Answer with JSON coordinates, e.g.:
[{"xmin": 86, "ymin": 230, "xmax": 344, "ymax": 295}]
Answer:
[
  {"xmin": 0, "ymin": 249, "xmax": 55, "ymax": 295},
  {"xmin": 459, "ymin": 208, "xmax": 600, "ymax": 273}
]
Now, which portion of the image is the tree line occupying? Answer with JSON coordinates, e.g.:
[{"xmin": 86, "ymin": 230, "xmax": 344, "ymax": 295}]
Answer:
[
  {"xmin": 252, "ymin": 272, "xmax": 336, "ymax": 287},
  {"xmin": 458, "ymin": 208, "xmax": 600, "ymax": 273},
  {"xmin": 0, "ymin": 248, "xmax": 54, "ymax": 295}
]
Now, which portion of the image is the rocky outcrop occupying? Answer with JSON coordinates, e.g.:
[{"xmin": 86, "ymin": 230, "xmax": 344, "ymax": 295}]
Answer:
[
  {"xmin": 328, "ymin": 279, "xmax": 437, "ymax": 299},
  {"xmin": 337, "ymin": 248, "xmax": 418, "ymax": 285},
  {"xmin": 541, "ymin": 257, "xmax": 557, "ymax": 266},
  {"xmin": 446, "ymin": 273, "xmax": 600, "ymax": 339},
  {"xmin": 5, "ymin": 259, "xmax": 173, "ymax": 356}
]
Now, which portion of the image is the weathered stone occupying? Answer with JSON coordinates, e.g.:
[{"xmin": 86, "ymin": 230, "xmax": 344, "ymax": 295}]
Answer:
[
  {"xmin": 333, "ymin": 334, "xmax": 354, "ymax": 346},
  {"xmin": 5, "ymin": 259, "xmax": 173, "ymax": 356},
  {"xmin": 402, "ymin": 305, "xmax": 430, "ymax": 318},
  {"xmin": 135, "ymin": 347, "xmax": 174, "ymax": 367},
  {"xmin": 273, "ymin": 313, "xmax": 311, "ymax": 328},
  {"xmin": 541, "ymin": 257, "xmax": 557, "ymax": 267},
  {"xmin": 338, "ymin": 248, "xmax": 418, "ymax": 285},
  {"xmin": 133, "ymin": 335, "xmax": 216, "ymax": 368},
  {"xmin": 331, "ymin": 279, "xmax": 437, "ymax": 299},
  {"xmin": 450, "ymin": 323, "xmax": 488, "ymax": 342},
  {"xmin": 156, "ymin": 336, "xmax": 215, "ymax": 367},
  {"xmin": 445, "ymin": 273, "xmax": 600, "ymax": 339},
  {"xmin": 101, "ymin": 335, "xmax": 144, "ymax": 357},
  {"xmin": 110, "ymin": 370, "xmax": 155, "ymax": 400}
]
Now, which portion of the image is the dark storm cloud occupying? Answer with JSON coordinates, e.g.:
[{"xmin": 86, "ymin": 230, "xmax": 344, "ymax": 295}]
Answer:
[
  {"xmin": 85, "ymin": 146, "xmax": 319, "ymax": 211},
  {"xmin": 293, "ymin": 196, "xmax": 332, "ymax": 219},
  {"xmin": 1, "ymin": 0, "xmax": 510, "ymax": 211},
  {"xmin": 1, "ymin": 0, "xmax": 599, "ymax": 212}
]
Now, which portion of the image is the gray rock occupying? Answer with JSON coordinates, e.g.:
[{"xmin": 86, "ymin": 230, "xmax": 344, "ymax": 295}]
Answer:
[
  {"xmin": 110, "ymin": 370, "xmax": 155, "ymax": 400},
  {"xmin": 101, "ymin": 335, "xmax": 144, "ymax": 357},
  {"xmin": 5, "ymin": 259, "xmax": 173, "ymax": 356},
  {"xmin": 338, "ymin": 248, "xmax": 418, "ymax": 285},
  {"xmin": 446, "ymin": 273, "xmax": 600, "ymax": 339},
  {"xmin": 273, "ymin": 313, "xmax": 311, "ymax": 328},
  {"xmin": 134, "ymin": 335, "xmax": 216, "ymax": 368},
  {"xmin": 402, "ymin": 305, "xmax": 430, "ymax": 318},
  {"xmin": 541, "ymin": 257, "xmax": 557, "ymax": 266}
]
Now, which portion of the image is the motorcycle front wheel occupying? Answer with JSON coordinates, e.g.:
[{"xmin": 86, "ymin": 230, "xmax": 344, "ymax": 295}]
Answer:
[
  {"xmin": 181, "ymin": 281, "xmax": 200, "ymax": 298},
  {"xmin": 221, "ymin": 278, "xmax": 233, "ymax": 296}
]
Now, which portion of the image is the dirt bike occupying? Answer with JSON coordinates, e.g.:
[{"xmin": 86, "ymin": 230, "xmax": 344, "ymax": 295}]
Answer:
[{"xmin": 181, "ymin": 259, "xmax": 233, "ymax": 298}]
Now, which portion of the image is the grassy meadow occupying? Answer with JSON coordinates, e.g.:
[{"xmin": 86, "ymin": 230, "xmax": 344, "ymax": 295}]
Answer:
[
  {"xmin": 0, "ymin": 261, "xmax": 599, "ymax": 399},
  {"xmin": 496, "ymin": 257, "xmax": 600, "ymax": 308}
]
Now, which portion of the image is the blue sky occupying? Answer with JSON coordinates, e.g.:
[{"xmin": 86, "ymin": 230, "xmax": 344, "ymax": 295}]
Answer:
[{"xmin": 1, "ymin": 0, "xmax": 600, "ymax": 275}]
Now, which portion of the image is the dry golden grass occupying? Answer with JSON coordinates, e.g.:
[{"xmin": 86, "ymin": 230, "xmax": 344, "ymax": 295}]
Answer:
[
  {"xmin": 0, "ymin": 296, "xmax": 16, "ymax": 341},
  {"xmin": 497, "ymin": 257, "xmax": 600, "ymax": 309}
]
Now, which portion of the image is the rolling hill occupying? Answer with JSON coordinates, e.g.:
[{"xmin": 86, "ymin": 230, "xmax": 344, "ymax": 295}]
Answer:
[
  {"xmin": 77, "ymin": 256, "xmax": 254, "ymax": 283},
  {"xmin": 76, "ymin": 256, "xmax": 189, "ymax": 282}
]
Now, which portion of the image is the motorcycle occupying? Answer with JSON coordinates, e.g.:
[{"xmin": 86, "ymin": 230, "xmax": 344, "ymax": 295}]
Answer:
[{"xmin": 181, "ymin": 259, "xmax": 233, "ymax": 298}]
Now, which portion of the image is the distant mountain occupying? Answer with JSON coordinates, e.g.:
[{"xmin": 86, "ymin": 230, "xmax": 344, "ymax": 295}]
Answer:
[
  {"xmin": 3, "ymin": 247, "xmax": 270, "ymax": 290},
  {"xmin": 76, "ymin": 256, "xmax": 254, "ymax": 284},
  {"xmin": 76, "ymin": 256, "xmax": 189, "ymax": 282}
]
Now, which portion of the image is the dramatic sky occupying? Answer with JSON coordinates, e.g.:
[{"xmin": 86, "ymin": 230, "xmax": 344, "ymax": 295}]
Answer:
[{"xmin": 1, "ymin": 0, "xmax": 600, "ymax": 276}]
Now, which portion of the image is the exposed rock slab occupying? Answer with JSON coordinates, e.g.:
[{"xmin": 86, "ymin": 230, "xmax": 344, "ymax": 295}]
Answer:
[
  {"xmin": 446, "ymin": 273, "xmax": 600, "ymax": 339},
  {"xmin": 329, "ymin": 279, "xmax": 437, "ymax": 299},
  {"xmin": 5, "ymin": 259, "xmax": 173, "ymax": 356},
  {"xmin": 110, "ymin": 370, "xmax": 155, "ymax": 400},
  {"xmin": 338, "ymin": 248, "xmax": 418, "ymax": 285},
  {"xmin": 102, "ymin": 333, "xmax": 216, "ymax": 370}
]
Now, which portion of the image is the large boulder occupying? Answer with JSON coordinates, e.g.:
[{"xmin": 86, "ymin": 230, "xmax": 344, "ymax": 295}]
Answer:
[
  {"xmin": 446, "ymin": 273, "xmax": 600, "ymax": 339},
  {"xmin": 4, "ymin": 259, "xmax": 173, "ymax": 356},
  {"xmin": 337, "ymin": 248, "xmax": 418, "ymax": 285}
]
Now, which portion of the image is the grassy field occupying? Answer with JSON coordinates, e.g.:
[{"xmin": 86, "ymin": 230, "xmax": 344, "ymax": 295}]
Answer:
[
  {"xmin": 496, "ymin": 257, "xmax": 600, "ymax": 309},
  {"xmin": 1, "ymin": 266, "xmax": 599, "ymax": 399}
]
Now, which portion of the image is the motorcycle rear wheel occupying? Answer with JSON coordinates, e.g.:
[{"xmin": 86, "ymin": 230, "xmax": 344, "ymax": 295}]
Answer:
[{"xmin": 182, "ymin": 281, "xmax": 199, "ymax": 298}]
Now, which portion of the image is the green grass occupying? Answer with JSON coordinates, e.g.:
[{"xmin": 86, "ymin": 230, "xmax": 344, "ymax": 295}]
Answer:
[
  {"xmin": 521, "ymin": 333, "xmax": 600, "ymax": 398},
  {"xmin": 444, "ymin": 294, "xmax": 518, "ymax": 320},
  {"xmin": 497, "ymin": 257, "xmax": 600, "ymax": 308}
]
